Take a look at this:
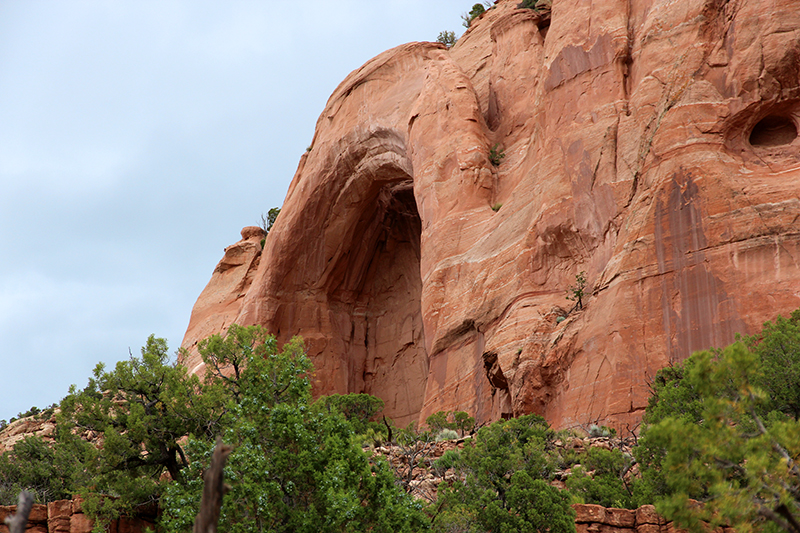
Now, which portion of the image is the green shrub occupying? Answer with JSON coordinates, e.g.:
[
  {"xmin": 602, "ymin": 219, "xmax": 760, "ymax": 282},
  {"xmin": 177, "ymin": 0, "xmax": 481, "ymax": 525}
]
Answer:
[
  {"xmin": 519, "ymin": 0, "xmax": 552, "ymax": 12},
  {"xmin": 161, "ymin": 331, "xmax": 426, "ymax": 533},
  {"xmin": 489, "ymin": 144, "xmax": 505, "ymax": 165},
  {"xmin": 566, "ymin": 467, "xmax": 633, "ymax": 509},
  {"xmin": 461, "ymin": 2, "xmax": 490, "ymax": 28},
  {"xmin": 425, "ymin": 411, "xmax": 453, "ymax": 433},
  {"xmin": 434, "ymin": 415, "xmax": 574, "ymax": 532},
  {"xmin": 433, "ymin": 449, "xmax": 461, "ymax": 475},
  {"xmin": 565, "ymin": 447, "xmax": 634, "ymax": 508},
  {"xmin": 0, "ymin": 436, "xmax": 79, "ymax": 504},
  {"xmin": 634, "ymin": 311, "xmax": 800, "ymax": 531},
  {"xmin": 436, "ymin": 30, "xmax": 456, "ymax": 47},
  {"xmin": 436, "ymin": 429, "xmax": 459, "ymax": 441},
  {"xmin": 452, "ymin": 411, "xmax": 475, "ymax": 436},
  {"xmin": 258, "ymin": 207, "xmax": 281, "ymax": 236},
  {"xmin": 312, "ymin": 393, "xmax": 385, "ymax": 436},
  {"xmin": 588, "ymin": 424, "xmax": 615, "ymax": 438}
]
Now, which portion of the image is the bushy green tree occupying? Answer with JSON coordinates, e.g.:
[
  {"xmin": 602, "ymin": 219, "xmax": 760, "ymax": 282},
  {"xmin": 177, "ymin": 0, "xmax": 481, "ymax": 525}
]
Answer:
[
  {"xmin": 312, "ymin": 393, "xmax": 385, "ymax": 436},
  {"xmin": 57, "ymin": 335, "xmax": 226, "ymax": 521},
  {"xmin": 565, "ymin": 447, "xmax": 634, "ymax": 508},
  {"xmin": 746, "ymin": 309, "xmax": 800, "ymax": 419},
  {"xmin": 640, "ymin": 340, "xmax": 800, "ymax": 532},
  {"xmin": 0, "ymin": 435, "xmax": 80, "ymax": 504},
  {"xmin": 635, "ymin": 309, "xmax": 800, "ymax": 527},
  {"xmin": 434, "ymin": 414, "xmax": 575, "ymax": 533},
  {"xmin": 436, "ymin": 30, "xmax": 456, "ymax": 47},
  {"xmin": 633, "ymin": 357, "xmax": 705, "ymax": 504},
  {"xmin": 162, "ymin": 330, "xmax": 426, "ymax": 533},
  {"xmin": 425, "ymin": 410, "xmax": 475, "ymax": 437},
  {"xmin": 425, "ymin": 411, "xmax": 453, "ymax": 433},
  {"xmin": 452, "ymin": 411, "xmax": 476, "ymax": 436},
  {"xmin": 461, "ymin": 3, "xmax": 489, "ymax": 28}
]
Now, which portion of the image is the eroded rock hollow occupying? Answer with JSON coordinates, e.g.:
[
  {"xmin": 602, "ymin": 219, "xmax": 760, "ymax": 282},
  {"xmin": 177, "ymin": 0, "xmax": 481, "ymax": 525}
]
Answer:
[{"xmin": 181, "ymin": 0, "xmax": 800, "ymax": 430}]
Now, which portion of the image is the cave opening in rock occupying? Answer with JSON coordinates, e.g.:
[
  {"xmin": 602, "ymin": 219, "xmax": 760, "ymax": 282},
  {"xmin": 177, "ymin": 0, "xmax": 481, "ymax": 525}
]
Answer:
[
  {"xmin": 749, "ymin": 115, "xmax": 798, "ymax": 147},
  {"xmin": 328, "ymin": 180, "xmax": 427, "ymax": 428}
]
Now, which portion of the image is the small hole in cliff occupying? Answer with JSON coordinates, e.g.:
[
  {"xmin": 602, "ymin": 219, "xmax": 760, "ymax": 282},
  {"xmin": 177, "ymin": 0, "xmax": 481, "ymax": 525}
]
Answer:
[{"xmin": 749, "ymin": 116, "xmax": 797, "ymax": 147}]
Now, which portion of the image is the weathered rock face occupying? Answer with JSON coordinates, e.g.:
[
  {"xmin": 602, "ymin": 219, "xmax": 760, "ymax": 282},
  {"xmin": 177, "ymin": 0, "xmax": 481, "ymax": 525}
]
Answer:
[
  {"xmin": 181, "ymin": 0, "xmax": 800, "ymax": 430},
  {"xmin": 181, "ymin": 226, "xmax": 265, "ymax": 376},
  {"xmin": 0, "ymin": 498, "xmax": 157, "ymax": 533},
  {"xmin": 0, "ymin": 414, "xmax": 57, "ymax": 454}
]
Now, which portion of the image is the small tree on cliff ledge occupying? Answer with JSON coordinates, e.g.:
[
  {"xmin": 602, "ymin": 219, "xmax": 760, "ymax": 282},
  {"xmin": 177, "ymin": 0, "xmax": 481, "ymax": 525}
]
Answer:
[{"xmin": 567, "ymin": 270, "xmax": 587, "ymax": 310}]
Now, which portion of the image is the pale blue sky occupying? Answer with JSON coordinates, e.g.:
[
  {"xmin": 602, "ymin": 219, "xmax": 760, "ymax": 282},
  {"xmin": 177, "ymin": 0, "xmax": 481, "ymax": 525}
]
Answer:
[{"xmin": 0, "ymin": 0, "xmax": 470, "ymax": 420}]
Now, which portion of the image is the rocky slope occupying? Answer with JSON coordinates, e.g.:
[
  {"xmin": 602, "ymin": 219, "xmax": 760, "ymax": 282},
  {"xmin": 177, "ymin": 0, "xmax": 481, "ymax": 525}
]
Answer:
[
  {"xmin": 0, "ymin": 414, "xmax": 56, "ymax": 454},
  {"xmin": 181, "ymin": 0, "xmax": 800, "ymax": 430}
]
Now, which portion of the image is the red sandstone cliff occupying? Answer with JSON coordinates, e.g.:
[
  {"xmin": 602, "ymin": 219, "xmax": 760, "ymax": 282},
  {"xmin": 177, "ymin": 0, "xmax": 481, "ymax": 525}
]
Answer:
[{"xmin": 181, "ymin": 0, "xmax": 800, "ymax": 430}]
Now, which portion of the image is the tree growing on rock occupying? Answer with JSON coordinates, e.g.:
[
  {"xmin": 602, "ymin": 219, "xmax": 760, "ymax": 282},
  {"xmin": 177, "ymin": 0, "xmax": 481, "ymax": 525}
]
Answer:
[
  {"xmin": 566, "ymin": 270, "xmax": 587, "ymax": 310},
  {"xmin": 436, "ymin": 30, "xmax": 456, "ymax": 47}
]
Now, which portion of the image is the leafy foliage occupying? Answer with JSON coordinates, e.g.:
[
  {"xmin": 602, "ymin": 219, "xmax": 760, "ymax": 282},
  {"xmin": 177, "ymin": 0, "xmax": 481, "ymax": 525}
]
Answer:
[
  {"xmin": 566, "ymin": 270, "xmax": 587, "ymax": 310},
  {"xmin": 56, "ymin": 335, "xmax": 226, "ymax": 522},
  {"xmin": 452, "ymin": 411, "xmax": 476, "ymax": 436},
  {"xmin": 162, "ymin": 328, "xmax": 426, "ymax": 533},
  {"xmin": 489, "ymin": 143, "xmax": 505, "ymax": 165},
  {"xmin": 566, "ymin": 447, "xmax": 634, "ymax": 508},
  {"xmin": 637, "ymin": 310, "xmax": 800, "ymax": 532},
  {"xmin": 588, "ymin": 424, "xmax": 616, "ymax": 438},
  {"xmin": 425, "ymin": 410, "xmax": 475, "ymax": 437},
  {"xmin": 312, "ymin": 393, "xmax": 385, "ymax": 436},
  {"xmin": 0, "ymin": 436, "xmax": 79, "ymax": 504},
  {"xmin": 461, "ymin": 3, "xmax": 490, "ymax": 28},
  {"xmin": 259, "ymin": 207, "xmax": 281, "ymax": 235},
  {"xmin": 434, "ymin": 414, "xmax": 576, "ymax": 533},
  {"xmin": 436, "ymin": 30, "xmax": 456, "ymax": 47},
  {"xmin": 519, "ymin": 0, "xmax": 553, "ymax": 12},
  {"xmin": 746, "ymin": 308, "xmax": 800, "ymax": 419}
]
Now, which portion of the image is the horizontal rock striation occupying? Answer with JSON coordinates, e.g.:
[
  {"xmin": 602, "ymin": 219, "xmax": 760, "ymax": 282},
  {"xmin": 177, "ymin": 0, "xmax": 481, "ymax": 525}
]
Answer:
[{"xmin": 181, "ymin": 0, "xmax": 800, "ymax": 430}]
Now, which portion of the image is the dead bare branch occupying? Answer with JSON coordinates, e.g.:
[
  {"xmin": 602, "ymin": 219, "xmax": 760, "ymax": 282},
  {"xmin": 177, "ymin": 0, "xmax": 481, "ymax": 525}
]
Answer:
[
  {"xmin": 5, "ymin": 491, "xmax": 33, "ymax": 533},
  {"xmin": 193, "ymin": 437, "xmax": 233, "ymax": 533}
]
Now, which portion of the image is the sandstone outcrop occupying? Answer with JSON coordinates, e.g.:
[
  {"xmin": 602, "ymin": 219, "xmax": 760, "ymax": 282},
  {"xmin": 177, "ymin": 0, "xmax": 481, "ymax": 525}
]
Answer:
[
  {"xmin": 181, "ymin": 0, "xmax": 800, "ymax": 430},
  {"xmin": 0, "ymin": 498, "xmax": 156, "ymax": 533},
  {"xmin": 0, "ymin": 414, "xmax": 57, "ymax": 454},
  {"xmin": 181, "ymin": 226, "xmax": 265, "ymax": 376},
  {"xmin": 0, "ymin": 497, "xmax": 690, "ymax": 533}
]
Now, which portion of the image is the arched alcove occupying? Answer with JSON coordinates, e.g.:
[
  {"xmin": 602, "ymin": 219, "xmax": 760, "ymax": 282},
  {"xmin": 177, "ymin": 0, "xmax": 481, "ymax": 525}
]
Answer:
[
  {"xmin": 325, "ymin": 179, "xmax": 428, "ymax": 427},
  {"xmin": 749, "ymin": 115, "xmax": 798, "ymax": 147}
]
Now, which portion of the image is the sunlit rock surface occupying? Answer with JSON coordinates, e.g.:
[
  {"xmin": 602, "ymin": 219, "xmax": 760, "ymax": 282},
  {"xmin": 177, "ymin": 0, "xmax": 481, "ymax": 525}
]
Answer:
[{"xmin": 182, "ymin": 0, "xmax": 800, "ymax": 430}]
